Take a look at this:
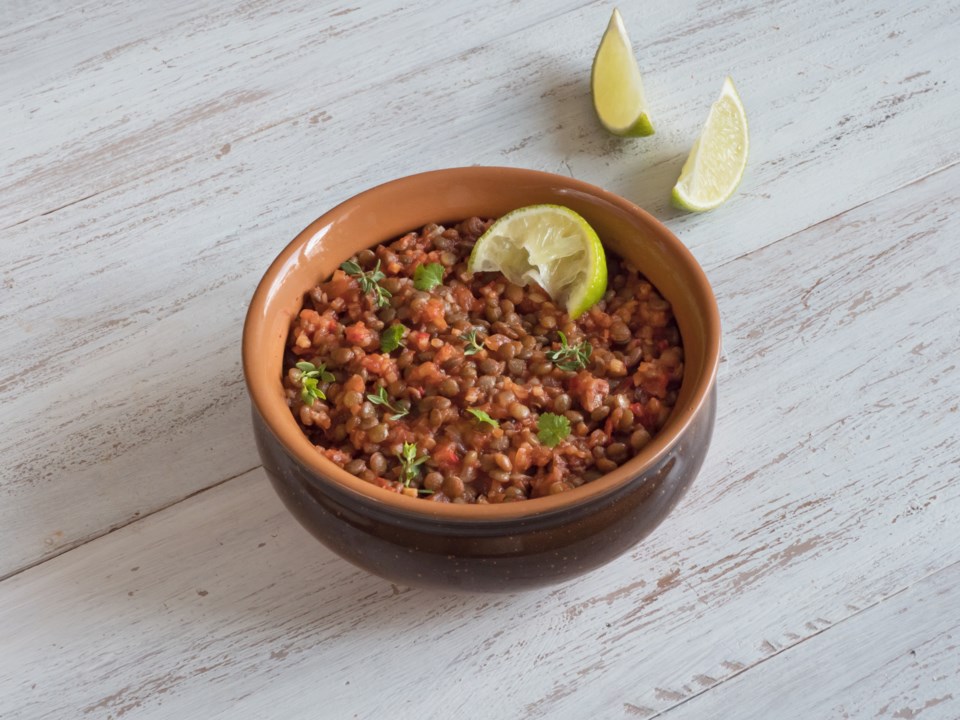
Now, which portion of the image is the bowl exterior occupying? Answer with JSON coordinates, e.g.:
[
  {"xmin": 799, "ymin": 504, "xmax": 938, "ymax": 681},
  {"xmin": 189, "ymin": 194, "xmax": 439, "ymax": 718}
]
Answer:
[
  {"xmin": 253, "ymin": 382, "xmax": 714, "ymax": 592},
  {"xmin": 243, "ymin": 167, "xmax": 722, "ymax": 592}
]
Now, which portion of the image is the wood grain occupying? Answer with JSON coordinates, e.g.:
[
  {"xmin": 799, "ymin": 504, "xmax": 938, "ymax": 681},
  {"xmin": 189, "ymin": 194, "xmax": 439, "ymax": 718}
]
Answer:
[
  {"xmin": 2, "ymin": 0, "xmax": 959, "ymax": 579},
  {"xmin": 0, "ymin": 0, "xmax": 593, "ymax": 228},
  {"xmin": 1, "ymin": 151, "xmax": 957, "ymax": 719},
  {"xmin": 653, "ymin": 562, "xmax": 960, "ymax": 719}
]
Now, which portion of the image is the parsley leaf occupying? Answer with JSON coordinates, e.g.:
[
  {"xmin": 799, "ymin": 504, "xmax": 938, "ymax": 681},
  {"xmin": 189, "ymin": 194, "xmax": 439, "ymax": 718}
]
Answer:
[
  {"xmin": 462, "ymin": 328, "xmax": 484, "ymax": 356},
  {"xmin": 380, "ymin": 324, "xmax": 406, "ymax": 353},
  {"xmin": 537, "ymin": 412, "xmax": 571, "ymax": 447},
  {"xmin": 340, "ymin": 258, "xmax": 392, "ymax": 308},
  {"xmin": 413, "ymin": 262, "xmax": 444, "ymax": 291},
  {"xmin": 545, "ymin": 331, "xmax": 592, "ymax": 372},
  {"xmin": 295, "ymin": 361, "xmax": 334, "ymax": 405},
  {"xmin": 467, "ymin": 408, "xmax": 499, "ymax": 427},
  {"xmin": 398, "ymin": 442, "xmax": 429, "ymax": 487},
  {"xmin": 366, "ymin": 385, "xmax": 409, "ymax": 420}
]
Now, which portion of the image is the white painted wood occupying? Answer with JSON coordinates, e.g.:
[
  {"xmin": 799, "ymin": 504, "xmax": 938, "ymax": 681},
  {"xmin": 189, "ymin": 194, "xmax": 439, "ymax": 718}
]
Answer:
[
  {"xmin": 0, "ymin": 0, "xmax": 593, "ymax": 228},
  {"xmin": 2, "ymin": 0, "xmax": 959, "ymax": 578},
  {"xmin": 1, "ymin": 151, "xmax": 958, "ymax": 719},
  {"xmin": 652, "ymin": 562, "xmax": 960, "ymax": 720}
]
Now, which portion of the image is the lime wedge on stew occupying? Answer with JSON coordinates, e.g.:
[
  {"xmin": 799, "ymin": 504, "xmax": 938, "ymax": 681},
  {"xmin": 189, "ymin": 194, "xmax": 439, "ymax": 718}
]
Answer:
[
  {"xmin": 672, "ymin": 76, "xmax": 749, "ymax": 212},
  {"xmin": 591, "ymin": 8, "xmax": 654, "ymax": 137},
  {"xmin": 468, "ymin": 205, "xmax": 607, "ymax": 319}
]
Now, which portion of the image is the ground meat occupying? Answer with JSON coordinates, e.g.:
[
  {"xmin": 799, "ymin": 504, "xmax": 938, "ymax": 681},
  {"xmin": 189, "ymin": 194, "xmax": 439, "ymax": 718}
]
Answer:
[{"xmin": 282, "ymin": 217, "xmax": 683, "ymax": 504}]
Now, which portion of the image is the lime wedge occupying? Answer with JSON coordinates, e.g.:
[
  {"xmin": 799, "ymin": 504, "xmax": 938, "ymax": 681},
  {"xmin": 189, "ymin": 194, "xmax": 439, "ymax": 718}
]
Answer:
[
  {"xmin": 468, "ymin": 205, "xmax": 607, "ymax": 319},
  {"xmin": 672, "ymin": 77, "xmax": 749, "ymax": 212},
  {"xmin": 591, "ymin": 8, "xmax": 654, "ymax": 137}
]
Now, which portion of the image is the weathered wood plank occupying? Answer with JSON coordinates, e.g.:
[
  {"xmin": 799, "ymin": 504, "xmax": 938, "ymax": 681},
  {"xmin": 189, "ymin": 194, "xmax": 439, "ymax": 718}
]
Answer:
[
  {"xmin": 0, "ymin": 3, "xmax": 65, "ymax": 35},
  {"xmin": 654, "ymin": 562, "xmax": 960, "ymax": 719},
  {"xmin": 1, "ymin": 0, "xmax": 958, "ymax": 578},
  {"xmin": 1, "ymin": 148, "xmax": 957, "ymax": 719},
  {"xmin": 0, "ymin": 0, "xmax": 593, "ymax": 228}
]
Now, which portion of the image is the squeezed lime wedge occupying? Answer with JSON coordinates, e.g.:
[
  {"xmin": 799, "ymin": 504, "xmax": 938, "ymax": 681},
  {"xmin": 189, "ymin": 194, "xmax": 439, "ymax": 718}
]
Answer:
[{"xmin": 468, "ymin": 205, "xmax": 607, "ymax": 319}]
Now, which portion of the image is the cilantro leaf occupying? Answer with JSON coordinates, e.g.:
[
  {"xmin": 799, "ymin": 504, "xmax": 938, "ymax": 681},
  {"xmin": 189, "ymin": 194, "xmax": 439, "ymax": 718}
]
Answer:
[
  {"xmin": 380, "ymin": 324, "xmax": 406, "ymax": 353},
  {"xmin": 413, "ymin": 262, "xmax": 444, "ymax": 291},
  {"xmin": 467, "ymin": 408, "xmax": 499, "ymax": 428},
  {"xmin": 537, "ymin": 412, "xmax": 571, "ymax": 447}
]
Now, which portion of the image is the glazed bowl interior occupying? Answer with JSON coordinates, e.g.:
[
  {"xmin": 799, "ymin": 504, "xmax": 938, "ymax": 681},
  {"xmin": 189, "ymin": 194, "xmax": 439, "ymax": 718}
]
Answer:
[{"xmin": 243, "ymin": 167, "xmax": 721, "ymax": 520}]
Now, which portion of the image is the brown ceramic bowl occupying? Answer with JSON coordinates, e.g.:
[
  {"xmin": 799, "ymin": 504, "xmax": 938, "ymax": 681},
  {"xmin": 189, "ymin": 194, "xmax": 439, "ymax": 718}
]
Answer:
[{"xmin": 242, "ymin": 167, "xmax": 720, "ymax": 592}]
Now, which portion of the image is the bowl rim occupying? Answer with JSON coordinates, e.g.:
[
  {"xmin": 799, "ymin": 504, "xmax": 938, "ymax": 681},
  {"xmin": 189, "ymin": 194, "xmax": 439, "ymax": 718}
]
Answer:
[{"xmin": 242, "ymin": 166, "xmax": 721, "ymax": 522}]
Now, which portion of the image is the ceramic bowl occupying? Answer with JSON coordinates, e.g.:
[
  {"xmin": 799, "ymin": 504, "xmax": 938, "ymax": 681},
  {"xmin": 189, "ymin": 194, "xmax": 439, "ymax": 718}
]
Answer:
[{"xmin": 242, "ymin": 167, "xmax": 720, "ymax": 592}]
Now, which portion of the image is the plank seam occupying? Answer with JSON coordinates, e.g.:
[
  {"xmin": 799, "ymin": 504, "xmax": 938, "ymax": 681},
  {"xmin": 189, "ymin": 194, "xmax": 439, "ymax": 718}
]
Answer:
[
  {"xmin": 0, "ymin": 462, "xmax": 264, "ymax": 584},
  {"xmin": 651, "ymin": 559, "xmax": 960, "ymax": 718},
  {"xmin": 0, "ymin": 0, "xmax": 605, "ymax": 228},
  {"xmin": 707, "ymin": 157, "xmax": 960, "ymax": 272}
]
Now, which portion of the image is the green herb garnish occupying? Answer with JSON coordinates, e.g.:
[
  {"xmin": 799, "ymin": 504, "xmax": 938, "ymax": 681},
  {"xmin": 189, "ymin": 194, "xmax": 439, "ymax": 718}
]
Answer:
[
  {"xmin": 398, "ymin": 442, "xmax": 429, "ymax": 487},
  {"xmin": 537, "ymin": 412, "xmax": 571, "ymax": 447},
  {"xmin": 467, "ymin": 408, "xmax": 499, "ymax": 428},
  {"xmin": 462, "ymin": 328, "xmax": 484, "ymax": 356},
  {"xmin": 340, "ymin": 259, "xmax": 392, "ymax": 308},
  {"xmin": 413, "ymin": 262, "xmax": 444, "ymax": 291},
  {"xmin": 545, "ymin": 331, "xmax": 592, "ymax": 371},
  {"xmin": 367, "ymin": 386, "xmax": 409, "ymax": 420},
  {"xmin": 295, "ymin": 361, "xmax": 335, "ymax": 405},
  {"xmin": 380, "ymin": 324, "xmax": 406, "ymax": 353}
]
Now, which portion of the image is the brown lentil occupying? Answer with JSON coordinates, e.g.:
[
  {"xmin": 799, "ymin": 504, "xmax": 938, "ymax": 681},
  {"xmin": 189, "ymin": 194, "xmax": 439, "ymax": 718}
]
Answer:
[{"xmin": 283, "ymin": 215, "xmax": 683, "ymax": 503}]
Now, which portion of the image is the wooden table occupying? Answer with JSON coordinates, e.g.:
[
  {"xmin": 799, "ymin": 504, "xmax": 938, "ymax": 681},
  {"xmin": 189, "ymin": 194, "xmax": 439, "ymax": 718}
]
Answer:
[{"xmin": 3, "ymin": 1, "xmax": 958, "ymax": 717}]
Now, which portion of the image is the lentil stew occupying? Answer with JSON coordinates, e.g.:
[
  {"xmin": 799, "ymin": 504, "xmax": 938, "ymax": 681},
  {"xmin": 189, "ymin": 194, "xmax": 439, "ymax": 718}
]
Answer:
[{"xmin": 282, "ymin": 216, "xmax": 683, "ymax": 504}]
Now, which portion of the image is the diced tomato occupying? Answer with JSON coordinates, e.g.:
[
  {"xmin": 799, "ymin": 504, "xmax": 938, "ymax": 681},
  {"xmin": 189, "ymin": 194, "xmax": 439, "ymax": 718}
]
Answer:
[
  {"xmin": 570, "ymin": 371, "xmax": 609, "ymax": 412},
  {"xmin": 633, "ymin": 362, "xmax": 669, "ymax": 398},
  {"xmin": 345, "ymin": 322, "xmax": 378, "ymax": 350},
  {"xmin": 501, "ymin": 378, "xmax": 529, "ymax": 400},
  {"xmin": 418, "ymin": 298, "xmax": 448, "ymax": 330},
  {"xmin": 432, "ymin": 441, "xmax": 460, "ymax": 469},
  {"xmin": 433, "ymin": 343, "xmax": 457, "ymax": 365},
  {"xmin": 323, "ymin": 448, "xmax": 351, "ymax": 466},
  {"xmin": 300, "ymin": 309, "xmax": 322, "ymax": 326},
  {"xmin": 452, "ymin": 284, "xmax": 477, "ymax": 312},
  {"xmin": 360, "ymin": 353, "xmax": 396, "ymax": 377},
  {"xmin": 409, "ymin": 331, "xmax": 431, "ymax": 352},
  {"xmin": 407, "ymin": 362, "xmax": 442, "ymax": 384},
  {"xmin": 321, "ymin": 274, "xmax": 355, "ymax": 300}
]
